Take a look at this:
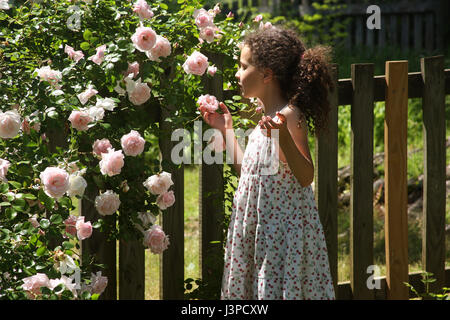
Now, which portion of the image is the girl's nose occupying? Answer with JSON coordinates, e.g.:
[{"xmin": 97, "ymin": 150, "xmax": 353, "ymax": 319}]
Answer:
[{"xmin": 235, "ymin": 70, "xmax": 240, "ymax": 80}]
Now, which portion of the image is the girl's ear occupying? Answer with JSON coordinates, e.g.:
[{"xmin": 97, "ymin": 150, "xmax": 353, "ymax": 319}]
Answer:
[{"xmin": 262, "ymin": 68, "xmax": 274, "ymax": 83}]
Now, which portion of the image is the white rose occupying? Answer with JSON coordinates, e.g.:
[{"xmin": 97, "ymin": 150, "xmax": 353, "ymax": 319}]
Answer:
[
  {"xmin": 95, "ymin": 190, "xmax": 120, "ymax": 216},
  {"xmin": 0, "ymin": 110, "xmax": 21, "ymax": 139},
  {"xmin": 143, "ymin": 171, "xmax": 173, "ymax": 195},
  {"xmin": 67, "ymin": 174, "xmax": 87, "ymax": 197}
]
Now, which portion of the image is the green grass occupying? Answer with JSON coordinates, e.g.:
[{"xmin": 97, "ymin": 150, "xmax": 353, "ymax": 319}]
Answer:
[{"xmin": 144, "ymin": 165, "xmax": 200, "ymax": 300}]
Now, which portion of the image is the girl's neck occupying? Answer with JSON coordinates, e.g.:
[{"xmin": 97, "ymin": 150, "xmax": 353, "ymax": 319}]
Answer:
[{"xmin": 259, "ymin": 96, "xmax": 289, "ymax": 118}]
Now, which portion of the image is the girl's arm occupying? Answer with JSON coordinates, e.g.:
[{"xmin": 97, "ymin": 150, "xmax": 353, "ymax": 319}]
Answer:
[{"xmin": 276, "ymin": 108, "xmax": 314, "ymax": 187}]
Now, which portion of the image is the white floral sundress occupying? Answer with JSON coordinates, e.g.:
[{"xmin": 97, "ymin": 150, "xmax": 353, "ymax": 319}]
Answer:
[{"xmin": 221, "ymin": 119, "xmax": 335, "ymax": 300}]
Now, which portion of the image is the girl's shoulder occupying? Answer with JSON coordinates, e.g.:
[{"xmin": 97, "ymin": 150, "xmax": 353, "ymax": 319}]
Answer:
[{"xmin": 282, "ymin": 104, "xmax": 307, "ymax": 129}]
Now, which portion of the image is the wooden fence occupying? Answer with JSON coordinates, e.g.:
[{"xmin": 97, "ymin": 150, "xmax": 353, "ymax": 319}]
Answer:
[
  {"xmin": 80, "ymin": 54, "xmax": 450, "ymax": 300},
  {"xmin": 220, "ymin": 0, "xmax": 448, "ymax": 53}
]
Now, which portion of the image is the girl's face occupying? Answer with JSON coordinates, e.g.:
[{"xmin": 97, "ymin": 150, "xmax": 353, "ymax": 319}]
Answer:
[{"xmin": 235, "ymin": 45, "xmax": 265, "ymax": 98}]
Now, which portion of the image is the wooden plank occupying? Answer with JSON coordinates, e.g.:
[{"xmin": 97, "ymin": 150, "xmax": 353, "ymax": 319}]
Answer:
[
  {"xmin": 389, "ymin": 15, "xmax": 398, "ymax": 47},
  {"xmin": 413, "ymin": 14, "xmax": 423, "ymax": 51},
  {"xmin": 199, "ymin": 52, "xmax": 225, "ymax": 295},
  {"xmin": 378, "ymin": 14, "xmax": 386, "ymax": 48},
  {"xmin": 421, "ymin": 55, "xmax": 446, "ymax": 293},
  {"xmin": 424, "ymin": 13, "xmax": 434, "ymax": 52},
  {"xmin": 119, "ymin": 240, "xmax": 145, "ymax": 299},
  {"xmin": 401, "ymin": 14, "xmax": 410, "ymax": 52},
  {"xmin": 384, "ymin": 60, "xmax": 409, "ymax": 300},
  {"xmin": 337, "ymin": 69, "xmax": 450, "ymax": 105},
  {"xmin": 159, "ymin": 73, "xmax": 185, "ymax": 300},
  {"xmin": 314, "ymin": 64, "xmax": 339, "ymax": 297},
  {"xmin": 355, "ymin": 16, "xmax": 363, "ymax": 46},
  {"xmin": 350, "ymin": 64, "xmax": 374, "ymax": 299}
]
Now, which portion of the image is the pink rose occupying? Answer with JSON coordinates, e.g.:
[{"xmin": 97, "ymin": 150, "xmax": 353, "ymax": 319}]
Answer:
[
  {"xmin": 99, "ymin": 148, "xmax": 124, "ymax": 176},
  {"xmin": 143, "ymin": 225, "xmax": 169, "ymax": 254},
  {"xmin": 146, "ymin": 35, "xmax": 171, "ymax": 62},
  {"xmin": 133, "ymin": 0, "xmax": 154, "ymax": 20},
  {"xmin": 254, "ymin": 14, "xmax": 263, "ymax": 22},
  {"xmin": 92, "ymin": 138, "xmax": 112, "ymax": 157},
  {"xmin": 35, "ymin": 66, "xmax": 62, "ymax": 88},
  {"xmin": 0, "ymin": 158, "xmax": 10, "ymax": 182},
  {"xmin": 77, "ymin": 86, "xmax": 98, "ymax": 105},
  {"xmin": 40, "ymin": 167, "xmax": 70, "ymax": 199},
  {"xmin": 199, "ymin": 25, "xmax": 219, "ymax": 43},
  {"xmin": 226, "ymin": 12, "xmax": 234, "ymax": 18},
  {"xmin": 0, "ymin": 109, "xmax": 21, "ymax": 139},
  {"xmin": 95, "ymin": 190, "xmax": 120, "ymax": 216},
  {"xmin": 68, "ymin": 110, "xmax": 93, "ymax": 131},
  {"xmin": 193, "ymin": 8, "xmax": 214, "ymax": 28},
  {"xmin": 197, "ymin": 94, "xmax": 219, "ymax": 113},
  {"xmin": 121, "ymin": 130, "xmax": 145, "ymax": 156},
  {"xmin": 64, "ymin": 45, "xmax": 84, "ymax": 63},
  {"xmin": 131, "ymin": 26, "xmax": 157, "ymax": 52},
  {"xmin": 125, "ymin": 77, "xmax": 151, "ymax": 106},
  {"xmin": 64, "ymin": 215, "xmax": 77, "ymax": 237},
  {"xmin": 156, "ymin": 190, "xmax": 175, "ymax": 210},
  {"xmin": 88, "ymin": 44, "xmax": 107, "ymax": 65},
  {"xmin": 183, "ymin": 51, "xmax": 209, "ymax": 76},
  {"xmin": 76, "ymin": 216, "xmax": 92, "ymax": 241},
  {"xmin": 207, "ymin": 65, "xmax": 217, "ymax": 76},
  {"xmin": 123, "ymin": 61, "xmax": 140, "ymax": 79},
  {"xmin": 22, "ymin": 273, "xmax": 50, "ymax": 299},
  {"xmin": 143, "ymin": 171, "xmax": 173, "ymax": 195}
]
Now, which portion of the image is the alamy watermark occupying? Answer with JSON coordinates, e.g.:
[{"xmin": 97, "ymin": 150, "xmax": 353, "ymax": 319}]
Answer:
[
  {"xmin": 170, "ymin": 121, "xmax": 280, "ymax": 175},
  {"xmin": 366, "ymin": 264, "xmax": 381, "ymax": 290},
  {"xmin": 367, "ymin": 5, "xmax": 381, "ymax": 30}
]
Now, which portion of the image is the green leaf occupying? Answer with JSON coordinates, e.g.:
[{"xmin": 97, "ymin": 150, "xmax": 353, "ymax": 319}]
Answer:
[
  {"xmin": 8, "ymin": 181, "xmax": 22, "ymax": 189},
  {"xmin": 50, "ymin": 214, "xmax": 62, "ymax": 224},
  {"xmin": 0, "ymin": 183, "xmax": 9, "ymax": 193},
  {"xmin": 62, "ymin": 241, "xmax": 75, "ymax": 250},
  {"xmin": 80, "ymin": 42, "xmax": 90, "ymax": 51},
  {"xmin": 23, "ymin": 194, "xmax": 37, "ymax": 200},
  {"xmin": 40, "ymin": 219, "xmax": 50, "ymax": 229},
  {"xmin": 83, "ymin": 29, "xmax": 92, "ymax": 41},
  {"xmin": 35, "ymin": 246, "xmax": 46, "ymax": 256}
]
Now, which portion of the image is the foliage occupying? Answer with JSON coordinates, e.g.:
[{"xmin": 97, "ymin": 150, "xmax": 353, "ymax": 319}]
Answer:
[
  {"xmin": 0, "ymin": 0, "xmax": 254, "ymax": 299},
  {"xmin": 404, "ymin": 272, "xmax": 450, "ymax": 300}
]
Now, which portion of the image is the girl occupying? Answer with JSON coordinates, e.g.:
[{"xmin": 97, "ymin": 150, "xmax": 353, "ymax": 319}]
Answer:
[{"xmin": 198, "ymin": 26, "xmax": 335, "ymax": 300}]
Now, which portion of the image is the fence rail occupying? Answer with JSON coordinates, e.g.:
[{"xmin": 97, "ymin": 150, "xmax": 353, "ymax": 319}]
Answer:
[{"xmin": 81, "ymin": 54, "xmax": 450, "ymax": 300}]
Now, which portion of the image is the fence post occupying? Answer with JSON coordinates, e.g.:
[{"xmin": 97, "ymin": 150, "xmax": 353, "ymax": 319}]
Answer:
[
  {"xmin": 315, "ymin": 63, "xmax": 338, "ymax": 297},
  {"xmin": 384, "ymin": 60, "xmax": 409, "ymax": 300},
  {"xmin": 199, "ymin": 52, "xmax": 225, "ymax": 298},
  {"xmin": 350, "ymin": 63, "xmax": 375, "ymax": 299},
  {"xmin": 159, "ymin": 74, "xmax": 185, "ymax": 300},
  {"xmin": 421, "ymin": 55, "xmax": 446, "ymax": 293}
]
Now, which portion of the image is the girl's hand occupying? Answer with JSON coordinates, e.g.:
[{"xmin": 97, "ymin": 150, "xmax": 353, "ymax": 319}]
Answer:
[
  {"xmin": 259, "ymin": 111, "xmax": 288, "ymax": 138},
  {"xmin": 198, "ymin": 102, "xmax": 233, "ymax": 135}
]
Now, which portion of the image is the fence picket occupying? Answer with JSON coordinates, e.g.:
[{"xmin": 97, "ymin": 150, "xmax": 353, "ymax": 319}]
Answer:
[
  {"xmin": 421, "ymin": 55, "xmax": 446, "ymax": 293},
  {"xmin": 315, "ymin": 64, "xmax": 339, "ymax": 297},
  {"xmin": 384, "ymin": 60, "xmax": 409, "ymax": 299},
  {"xmin": 159, "ymin": 98, "xmax": 185, "ymax": 299},
  {"xmin": 199, "ymin": 52, "xmax": 225, "ymax": 296},
  {"xmin": 350, "ymin": 63, "xmax": 374, "ymax": 299}
]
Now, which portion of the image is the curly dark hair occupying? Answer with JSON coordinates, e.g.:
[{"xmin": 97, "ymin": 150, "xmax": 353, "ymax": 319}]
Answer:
[{"xmin": 242, "ymin": 27, "xmax": 334, "ymax": 136}]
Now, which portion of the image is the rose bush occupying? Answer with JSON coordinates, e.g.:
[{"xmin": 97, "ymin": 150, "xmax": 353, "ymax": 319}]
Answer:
[{"xmin": 0, "ymin": 0, "xmax": 257, "ymax": 299}]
